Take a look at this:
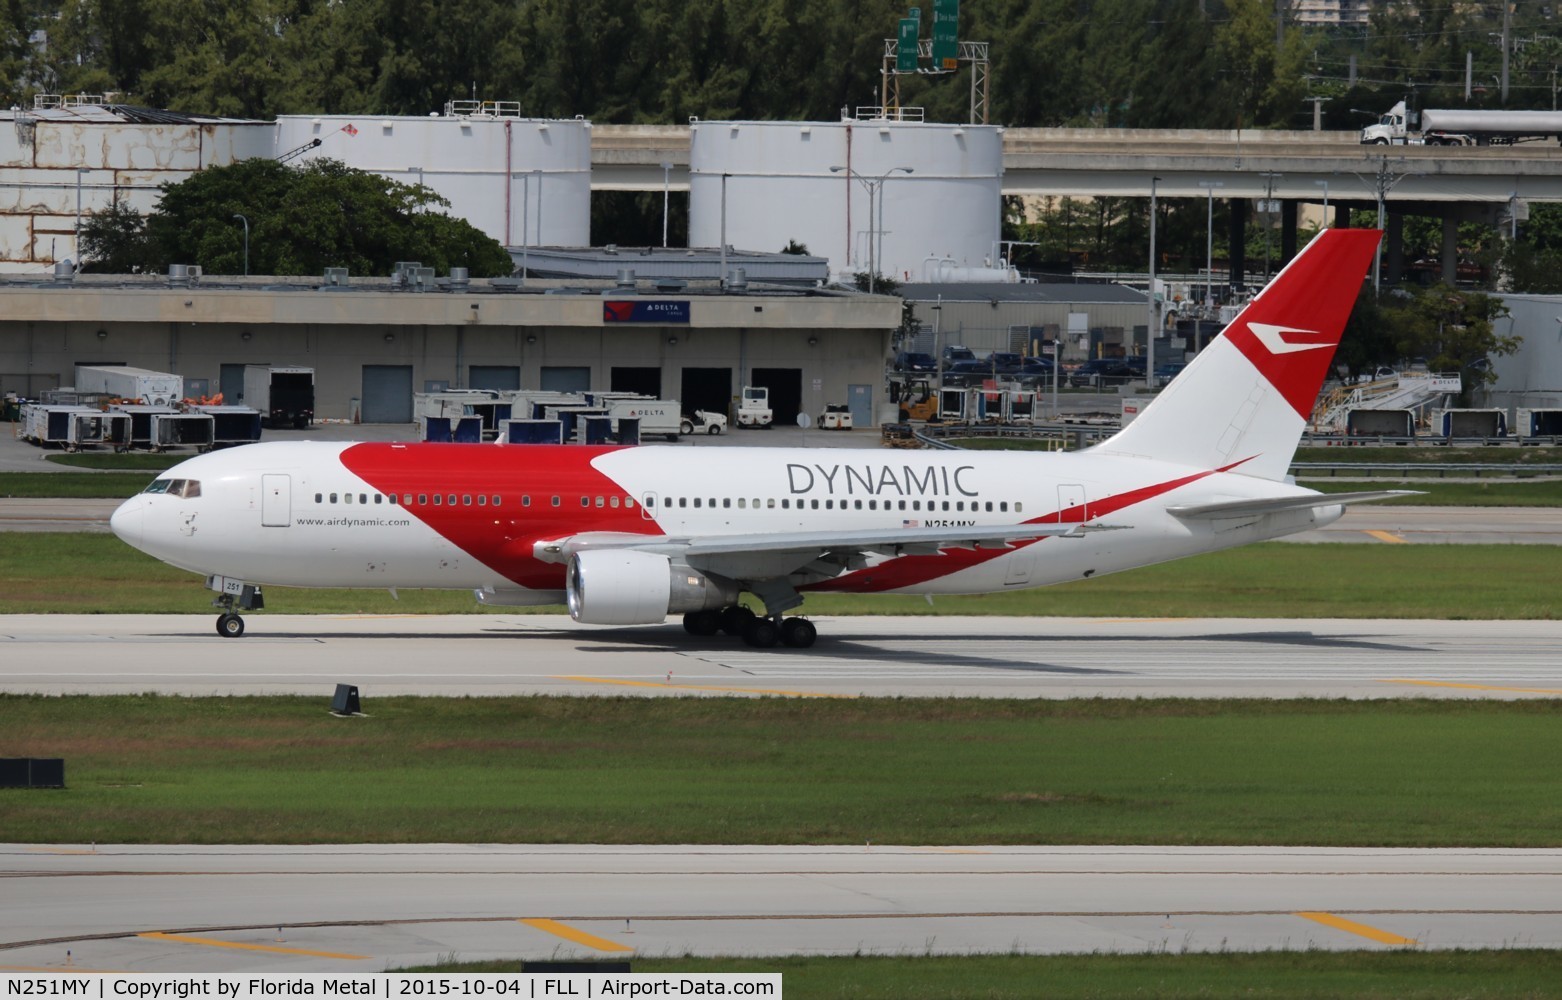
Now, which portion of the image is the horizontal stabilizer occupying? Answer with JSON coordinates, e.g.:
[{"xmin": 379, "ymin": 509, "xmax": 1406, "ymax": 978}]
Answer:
[{"xmin": 1166, "ymin": 490, "xmax": 1421, "ymax": 520}]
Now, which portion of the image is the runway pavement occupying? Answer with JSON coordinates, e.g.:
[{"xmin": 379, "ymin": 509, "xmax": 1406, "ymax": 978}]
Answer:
[
  {"xmin": 2, "ymin": 844, "xmax": 1559, "ymax": 971},
  {"xmin": 2, "ymin": 614, "xmax": 1559, "ymax": 699}
]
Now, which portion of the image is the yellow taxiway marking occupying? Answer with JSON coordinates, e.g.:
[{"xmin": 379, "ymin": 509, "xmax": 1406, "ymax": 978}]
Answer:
[
  {"xmin": 1296, "ymin": 912, "xmax": 1416, "ymax": 946},
  {"xmin": 1363, "ymin": 529, "xmax": 1407, "ymax": 544},
  {"xmin": 519, "ymin": 918, "xmax": 635, "ymax": 953},
  {"xmin": 555, "ymin": 675, "xmax": 850, "ymax": 698},
  {"xmin": 137, "ymin": 932, "xmax": 368, "ymax": 960},
  {"xmin": 1381, "ymin": 678, "xmax": 1562, "ymax": 696}
]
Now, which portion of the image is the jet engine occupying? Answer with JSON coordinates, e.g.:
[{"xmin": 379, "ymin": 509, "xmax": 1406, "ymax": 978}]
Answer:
[{"xmin": 565, "ymin": 549, "xmax": 738, "ymax": 625}]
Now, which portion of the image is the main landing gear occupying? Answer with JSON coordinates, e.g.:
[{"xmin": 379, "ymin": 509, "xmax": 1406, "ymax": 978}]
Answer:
[
  {"xmin": 682, "ymin": 605, "xmax": 818, "ymax": 649},
  {"xmin": 212, "ymin": 583, "xmax": 264, "ymax": 638}
]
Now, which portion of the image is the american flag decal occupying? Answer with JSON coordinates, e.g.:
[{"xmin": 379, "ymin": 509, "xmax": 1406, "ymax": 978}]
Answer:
[{"xmin": 902, "ymin": 519, "xmax": 921, "ymax": 528}]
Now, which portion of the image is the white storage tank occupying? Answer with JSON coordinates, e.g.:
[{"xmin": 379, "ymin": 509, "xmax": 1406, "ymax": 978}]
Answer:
[
  {"xmin": 271, "ymin": 104, "xmax": 592, "ymax": 249},
  {"xmin": 687, "ymin": 117, "xmax": 1003, "ymax": 286}
]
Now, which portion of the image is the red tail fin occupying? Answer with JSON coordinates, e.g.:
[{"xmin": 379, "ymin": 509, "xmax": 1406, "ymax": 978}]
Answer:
[{"xmin": 1222, "ymin": 228, "xmax": 1382, "ymax": 419}]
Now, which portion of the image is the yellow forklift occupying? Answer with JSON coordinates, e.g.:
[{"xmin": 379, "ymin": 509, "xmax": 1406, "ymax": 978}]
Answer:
[{"xmin": 890, "ymin": 377, "xmax": 939, "ymax": 422}]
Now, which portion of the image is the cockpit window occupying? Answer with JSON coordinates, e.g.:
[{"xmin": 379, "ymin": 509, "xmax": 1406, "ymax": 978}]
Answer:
[{"xmin": 142, "ymin": 478, "xmax": 200, "ymax": 498}]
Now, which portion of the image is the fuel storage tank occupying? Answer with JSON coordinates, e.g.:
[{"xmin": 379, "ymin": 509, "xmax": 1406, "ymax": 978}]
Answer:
[
  {"xmin": 272, "ymin": 105, "xmax": 591, "ymax": 249},
  {"xmin": 687, "ymin": 117, "xmax": 1003, "ymax": 285}
]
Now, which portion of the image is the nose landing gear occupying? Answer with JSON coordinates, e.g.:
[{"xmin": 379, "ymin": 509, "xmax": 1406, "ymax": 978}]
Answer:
[{"xmin": 210, "ymin": 580, "xmax": 264, "ymax": 638}]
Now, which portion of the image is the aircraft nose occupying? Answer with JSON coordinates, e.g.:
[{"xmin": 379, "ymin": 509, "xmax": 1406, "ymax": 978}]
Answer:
[{"xmin": 109, "ymin": 497, "xmax": 143, "ymax": 548}]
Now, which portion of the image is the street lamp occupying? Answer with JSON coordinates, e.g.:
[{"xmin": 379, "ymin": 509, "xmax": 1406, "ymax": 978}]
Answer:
[
  {"xmin": 1259, "ymin": 171, "xmax": 1283, "ymax": 281},
  {"xmin": 232, "ymin": 214, "xmax": 249, "ymax": 276},
  {"xmin": 1147, "ymin": 175, "xmax": 1161, "ymax": 388},
  {"xmin": 829, "ymin": 165, "xmax": 913, "ymax": 293},
  {"xmin": 660, "ymin": 161, "xmax": 672, "ymax": 248},
  {"xmin": 719, "ymin": 172, "xmax": 731, "ymax": 290},
  {"xmin": 1198, "ymin": 181, "xmax": 1223, "ymax": 319}
]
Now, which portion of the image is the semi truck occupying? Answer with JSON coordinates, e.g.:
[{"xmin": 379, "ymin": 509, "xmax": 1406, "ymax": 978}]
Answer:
[
  {"xmin": 243, "ymin": 364, "xmax": 315, "ymax": 428},
  {"xmin": 74, "ymin": 365, "xmax": 184, "ymax": 405},
  {"xmin": 1361, "ymin": 101, "xmax": 1562, "ymax": 146}
]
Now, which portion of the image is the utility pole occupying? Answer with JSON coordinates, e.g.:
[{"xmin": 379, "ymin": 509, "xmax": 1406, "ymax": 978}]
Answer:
[
  {"xmin": 1147, "ymin": 175, "xmax": 1160, "ymax": 388},
  {"xmin": 1353, "ymin": 156, "xmax": 1411, "ymax": 293},
  {"xmin": 1502, "ymin": 0, "xmax": 1512, "ymax": 103}
]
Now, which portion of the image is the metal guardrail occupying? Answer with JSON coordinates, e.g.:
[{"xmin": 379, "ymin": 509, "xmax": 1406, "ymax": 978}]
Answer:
[{"xmin": 1290, "ymin": 462, "xmax": 1562, "ymax": 478}]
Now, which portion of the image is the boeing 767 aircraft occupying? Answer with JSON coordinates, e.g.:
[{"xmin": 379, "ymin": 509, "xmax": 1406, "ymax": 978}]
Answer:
[{"xmin": 111, "ymin": 228, "xmax": 1402, "ymax": 648}]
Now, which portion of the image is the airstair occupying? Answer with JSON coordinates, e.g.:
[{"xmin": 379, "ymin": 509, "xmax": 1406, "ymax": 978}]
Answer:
[{"xmin": 1311, "ymin": 372, "xmax": 1464, "ymax": 433}]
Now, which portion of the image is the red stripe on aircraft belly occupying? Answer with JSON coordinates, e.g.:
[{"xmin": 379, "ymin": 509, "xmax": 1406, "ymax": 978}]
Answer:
[
  {"xmin": 803, "ymin": 467, "xmax": 1217, "ymax": 594},
  {"xmin": 339, "ymin": 442, "xmax": 661, "ymax": 589}
]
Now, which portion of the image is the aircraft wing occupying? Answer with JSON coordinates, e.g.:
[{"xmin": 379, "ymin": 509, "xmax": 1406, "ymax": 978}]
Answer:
[
  {"xmin": 533, "ymin": 521, "xmax": 1114, "ymax": 578},
  {"xmin": 1165, "ymin": 490, "xmax": 1421, "ymax": 520}
]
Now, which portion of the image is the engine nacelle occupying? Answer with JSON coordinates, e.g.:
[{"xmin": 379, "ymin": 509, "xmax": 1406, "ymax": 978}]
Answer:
[{"xmin": 565, "ymin": 549, "xmax": 738, "ymax": 625}]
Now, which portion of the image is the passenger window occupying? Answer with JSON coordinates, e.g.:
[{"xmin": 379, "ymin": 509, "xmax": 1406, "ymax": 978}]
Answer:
[
  {"xmin": 418, "ymin": 494, "xmax": 427, "ymax": 505},
  {"xmin": 942, "ymin": 501, "xmax": 950, "ymax": 512},
  {"xmin": 693, "ymin": 498, "xmax": 702, "ymax": 508},
  {"xmin": 493, "ymin": 495, "xmax": 501, "ymax": 507},
  {"xmin": 463, "ymin": 495, "xmax": 472, "ymax": 506},
  {"xmin": 432, "ymin": 495, "xmax": 442, "ymax": 506},
  {"xmin": 447, "ymin": 494, "xmax": 456, "ymax": 506},
  {"xmin": 552, "ymin": 496, "xmax": 561, "ymax": 507},
  {"xmin": 374, "ymin": 494, "xmax": 382, "ymax": 504},
  {"xmin": 810, "ymin": 499, "xmax": 819, "ymax": 510},
  {"xmin": 594, "ymin": 496, "xmax": 602, "ymax": 508},
  {"xmin": 825, "ymin": 499, "xmax": 834, "ymax": 510},
  {"xmin": 522, "ymin": 496, "xmax": 531, "ymax": 507},
  {"xmin": 626, "ymin": 497, "xmax": 635, "ymax": 509},
  {"xmin": 580, "ymin": 496, "xmax": 590, "ymax": 508},
  {"xmin": 330, "ymin": 493, "xmax": 338, "ymax": 503},
  {"xmin": 767, "ymin": 498, "xmax": 776, "ymax": 509},
  {"xmin": 360, "ymin": 494, "xmax": 367, "ymax": 504},
  {"xmin": 345, "ymin": 493, "xmax": 354, "ymax": 504},
  {"xmin": 1015, "ymin": 502, "xmax": 1024, "ymax": 513},
  {"xmin": 478, "ymin": 495, "xmax": 487, "ymax": 506},
  {"xmin": 723, "ymin": 498, "xmax": 731, "ymax": 509},
  {"xmin": 957, "ymin": 501, "xmax": 965, "ymax": 512},
  {"xmin": 854, "ymin": 500, "xmax": 863, "ymax": 510},
  {"xmin": 1000, "ymin": 501, "xmax": 1008, "ymax": 512},
  {"xmin": 985, "ymin": 501, "xmax": 993, "ymax": 512},
  {"xmin": 314, "ymin": 493, "xmax": 322, "ymax": 503},
  {"xmin": 610, "ymin": 496, "xmax": 619, "ymax": 508},
  {"xmin": 869, "ymin": 500, "xmax": 877, "ymax": 511},
  {"xmin": 738, "ymin": 498, "xmax": 747, "ymax": 509},
  {"xmin": 781, "ymin": 499, "xmax": 789, "ymax": 509},
  {"xmin": 644, "ymin": 496, "xmax": 655, "ymax": 508}
]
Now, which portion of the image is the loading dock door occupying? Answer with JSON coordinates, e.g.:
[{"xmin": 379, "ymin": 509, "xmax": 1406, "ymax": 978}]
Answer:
[
  {"xmin": 847, "ymin": 384, "xmax": 873, "ymax": 427},
  {"xmin": 470, "ymin": 365, "xmax": 520, "ymax": 391},
  {"xmin": 752, "ymin": 368, "xmax": 803, "ymax": 426},
  {"xmin": 362, "ymin": 365, "xmax": 414, "ymax": 423},
  {"xmin": 681, "ymin": 367, "xmax": 733, "ymax": 419},
  {"xmin": 612, "ymin": 367, "xmax": 662, "ymax": 398},
  {"xmin": 261, "ymin": 474, "xmax": 291, "ymax": 527}
]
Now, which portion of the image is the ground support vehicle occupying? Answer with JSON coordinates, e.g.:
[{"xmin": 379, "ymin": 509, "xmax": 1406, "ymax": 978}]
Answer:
[
  {"xmin": 681, "ymin": 410, "xmax": 728, "ymax": 435},
  {"xmin": 737, "ymin": 386, "xmax": 773, "ymax": 428}
]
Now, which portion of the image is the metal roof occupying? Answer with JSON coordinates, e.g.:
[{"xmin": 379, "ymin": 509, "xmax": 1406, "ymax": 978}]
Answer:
[
  {"xmin": 898, "ymin": 282, "xmax": 1147, "ymax": 305},
  {"xmin": 510, "ymin": 246, "xmax": 830, "ymax": 284}
]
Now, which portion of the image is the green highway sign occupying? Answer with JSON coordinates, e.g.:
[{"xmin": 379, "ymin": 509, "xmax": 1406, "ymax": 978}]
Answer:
[
  {"xmin": 932, "ymin": 0, "xmax": 959, "ymax": 68},
  {"xmin": 897, "ymin": 17, "xmax": 919, "ymax": 72}
]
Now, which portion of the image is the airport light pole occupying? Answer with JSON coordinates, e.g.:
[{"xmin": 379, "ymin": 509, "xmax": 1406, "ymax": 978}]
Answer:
[
  {"xmin": 660, "ymin": 161, "xmax": 672, "ymax": 248},
  {"xmin": 232, "ymin": 214, "xmax": 249, "ymax": 276},
  {"xmin": 720, "ymin": 172, "xmax": 730, "ymax": 290},
  {"xmin": 1198, "ymin": 181, "xmax": 1222, "ymax": 316},
  {"xmin": 1147, "ymin": 175, "xmax": 1160, "ymax": 388},
  {"xmin": 1314, "ymin": 178, "xmax": 1330, "ymax": 228},
  {"xmin": 830, "ymin": 165, "xmax": 913, "ymax": 293}
]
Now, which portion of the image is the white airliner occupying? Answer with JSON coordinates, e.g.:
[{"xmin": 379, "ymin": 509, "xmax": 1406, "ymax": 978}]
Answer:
[{"xmin": 111, "ymin": 228, "xmax": 1405, "ymax": 647}]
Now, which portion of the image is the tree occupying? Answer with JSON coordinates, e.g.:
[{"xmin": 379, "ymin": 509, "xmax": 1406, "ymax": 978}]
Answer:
[
  {"xmin": 79, "ymin": 199, "xmax": 156, "ymax": 273},
  {"xmin": 1340, "ymin": 284, "xmax": 1518, "ymax": 402},
  {"xmin": 81, "ymin": 158, "xmax": 513, "ymax": 277}
]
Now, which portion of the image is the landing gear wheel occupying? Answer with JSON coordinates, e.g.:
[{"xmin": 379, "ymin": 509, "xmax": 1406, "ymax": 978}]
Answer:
[
  {"xmin": 719, "ymin": 605, "xmax": 756, "ymax": 636},
  {"xmin": 781, "ymin": 617, "xmax": 817, "ymax": 649},
  {"xmin": 683, "ymin": 610, "xmax": 721, "ymax": 636},
  {"xmin": 216, "ymin": 613, "xmax": 245, "ymax": 638},
  {"xmin": 742, "ymin": 616, "xmax": 780, "ymax": 648}
]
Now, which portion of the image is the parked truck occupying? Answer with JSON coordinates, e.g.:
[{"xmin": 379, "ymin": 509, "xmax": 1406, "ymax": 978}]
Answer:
[
  {"xmin": 74, "ymin": 365, "xmax": 184, "ymax": 405},
  {"xmin": 243, "ymin": 364, "xmax": 315, "ymax": 428},
  {"xmin": 1361, "ymin": 100, "xmax": 1562, "ymax": 146}
]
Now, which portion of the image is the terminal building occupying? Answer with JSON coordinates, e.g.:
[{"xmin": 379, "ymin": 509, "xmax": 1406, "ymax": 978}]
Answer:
[{"xmin": 0, "ymin": 267, "xmax": 901, "ymax": 427}]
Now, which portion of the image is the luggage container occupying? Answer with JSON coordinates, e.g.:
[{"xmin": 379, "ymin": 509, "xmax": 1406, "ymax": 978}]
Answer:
[
  {"xmin": 1515, "ymin": 408, "xmax": 1562, "ymax": 438},
  {"xmin": 190, "ymin": 405, "xmax": 262, "ymax": 448},
  {"xmin": 1432, "ymin": 408, "xmax": 1507, "ymax": 438},
  {"xmin": 616, "ymin": 417, "xmax": 641, "ymax": 445},
  {"xmin": 583, "ymin": 415, "xmax": 614, "ymax": 444},
  {"xmin": 18, "ymin": 404, "xmax": 114, "ymax": 448},
  {"xmin": 110, "ymin": 404, "xmax": 179, "ymax": 449},
  {"xmin": 938, "ymin": 387, "xmax": 969, "ymax": 423},
  {"xmin": 1346, "ymin": 409, "xmax": 1416, "ymax": 438},
  {"xmin": 67, "ymin": 411, "xmax": 132, "ymax": 452},
  {"xmin": 500, "ymin": 419, "xmax": 564, "ymax": 444},
  {"xmin": 151, "ymin": 412, "xmax": 215, "ymax": 452}
]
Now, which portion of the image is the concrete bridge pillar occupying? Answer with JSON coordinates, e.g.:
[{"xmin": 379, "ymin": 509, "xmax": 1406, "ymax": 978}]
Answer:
[
  {"xmin": 1384, "ymin": 212, "xmax": 1405, "ymax": 284},
  {"xmin": 1228, "ymin": 198, "xmax": 1247, "ymax": 291},
  {"xmin": 1442, "ymin": 216, "xmax": 1460, "ymax": 284}
]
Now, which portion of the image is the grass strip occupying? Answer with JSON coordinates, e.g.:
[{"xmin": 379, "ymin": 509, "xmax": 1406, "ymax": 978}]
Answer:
[
  {"xmin": 1306, "ymin": 479, "xmax": 1562, "ymax": 506},
  {"xmin": 3, "ymin": 696, "xmax": 1560, "ymax": 846},
  {"xmin": 0, "ymin": 471, "xmax": 158, "ymax": 498},
  {"xmin": 44, "ymin": 453, "xmax": 183, "ymax": 471},
  {"xmin": 415, "ymin": 951, "xmax": 1562, "ymax": 999},
  {"xmin": 1, "ymin": 534, "xmax": 1555, "ymax": 618}
]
